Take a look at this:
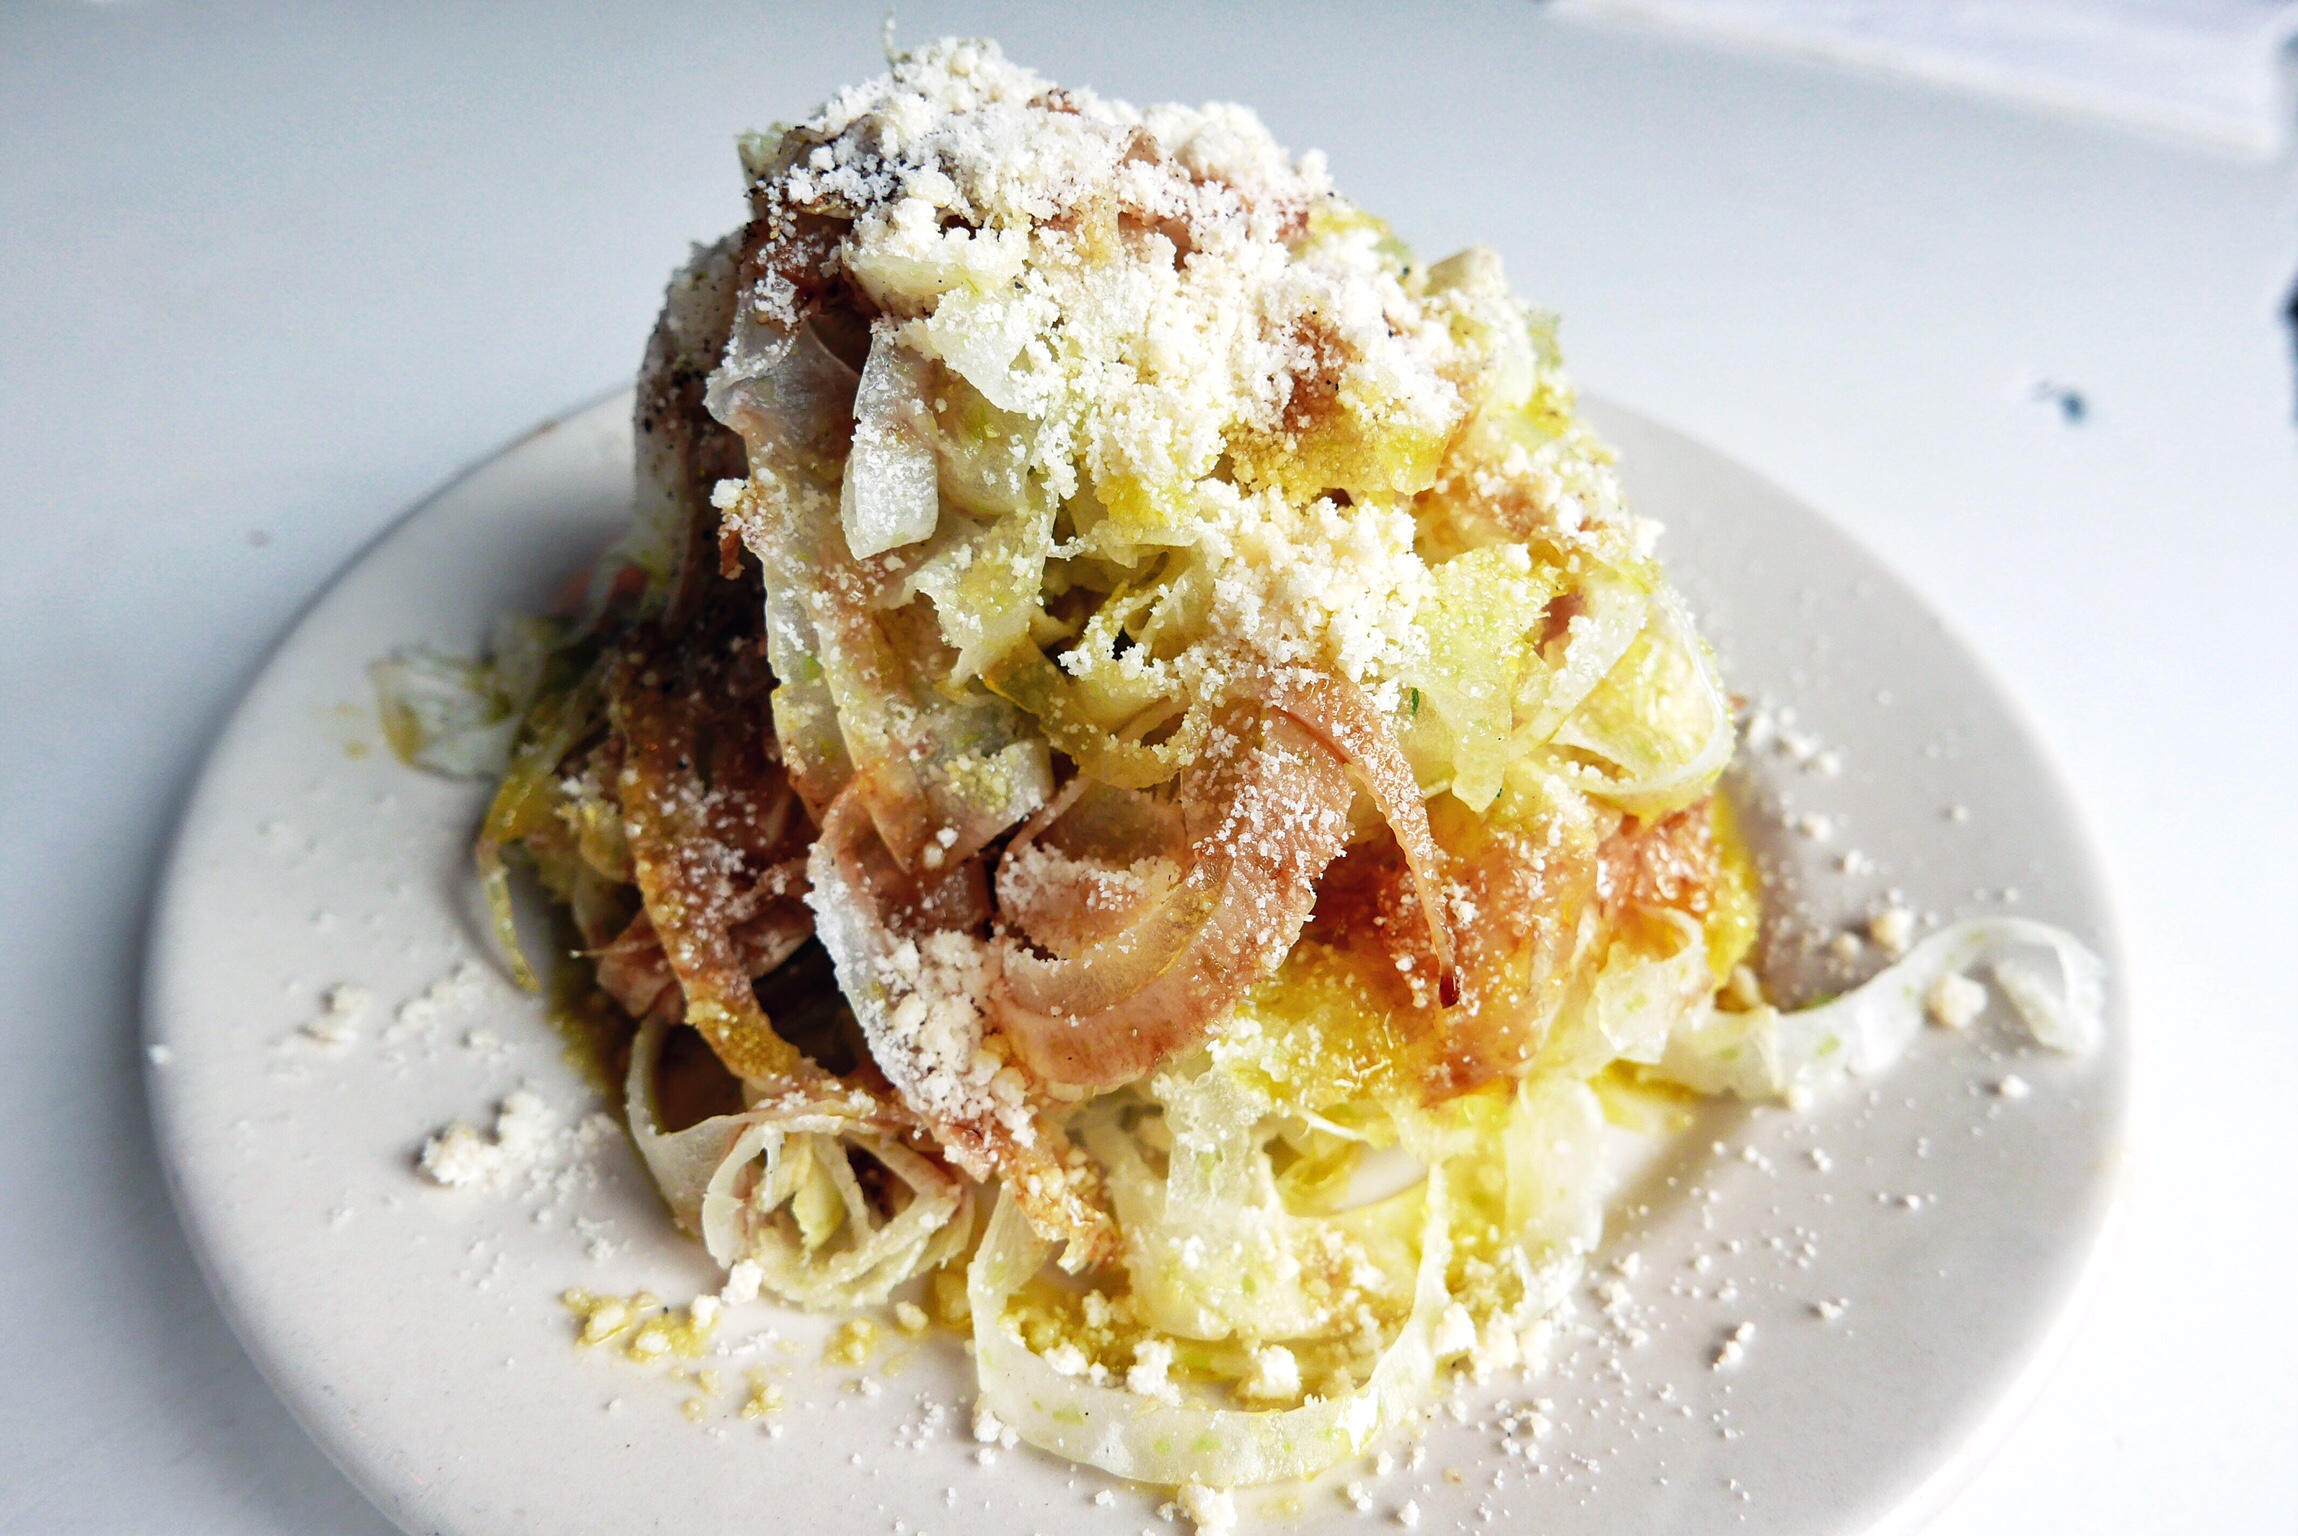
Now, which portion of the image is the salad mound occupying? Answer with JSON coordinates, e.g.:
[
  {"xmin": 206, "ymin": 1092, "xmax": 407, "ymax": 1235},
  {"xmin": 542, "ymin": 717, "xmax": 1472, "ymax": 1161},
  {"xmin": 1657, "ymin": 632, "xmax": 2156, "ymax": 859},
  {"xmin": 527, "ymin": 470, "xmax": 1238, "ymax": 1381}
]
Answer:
[{"xmin": 383, "ymin": 38, "xmax": 2105, "ymax": 1494}]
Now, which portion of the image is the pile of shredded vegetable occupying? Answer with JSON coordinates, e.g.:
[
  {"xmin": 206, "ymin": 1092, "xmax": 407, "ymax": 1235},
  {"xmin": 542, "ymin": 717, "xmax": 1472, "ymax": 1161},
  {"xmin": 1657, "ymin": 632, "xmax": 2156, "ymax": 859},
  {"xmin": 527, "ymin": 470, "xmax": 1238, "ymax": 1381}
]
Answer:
[{"xmin": 378, "ymin": 39, "xmax": 2103, "ymax": 1497}]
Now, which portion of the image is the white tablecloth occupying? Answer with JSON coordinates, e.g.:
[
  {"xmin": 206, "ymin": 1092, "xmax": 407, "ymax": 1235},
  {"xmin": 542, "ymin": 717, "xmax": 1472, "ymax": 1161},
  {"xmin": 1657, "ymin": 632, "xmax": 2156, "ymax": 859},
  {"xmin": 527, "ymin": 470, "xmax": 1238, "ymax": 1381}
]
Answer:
[{"xmin": 2, "ymin": 3, "xmax": 2292, "ymax": 1532}]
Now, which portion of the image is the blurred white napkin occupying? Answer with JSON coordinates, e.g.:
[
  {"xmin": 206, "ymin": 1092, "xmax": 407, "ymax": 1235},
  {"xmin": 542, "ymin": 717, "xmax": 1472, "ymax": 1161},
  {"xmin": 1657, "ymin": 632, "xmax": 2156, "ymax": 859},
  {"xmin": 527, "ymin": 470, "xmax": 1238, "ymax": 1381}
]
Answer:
[{"xmin": 1551, "ymin": 0, "xmax": 2298, "ymax": 154}]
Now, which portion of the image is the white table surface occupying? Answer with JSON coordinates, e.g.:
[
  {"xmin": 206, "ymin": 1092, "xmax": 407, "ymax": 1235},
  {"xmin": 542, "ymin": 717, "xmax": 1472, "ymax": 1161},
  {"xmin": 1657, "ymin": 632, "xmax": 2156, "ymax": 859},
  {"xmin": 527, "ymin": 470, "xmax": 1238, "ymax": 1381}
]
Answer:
[{"xmin": 2, "ymin": 3, "xmax": 2291, "ymax": 1532}]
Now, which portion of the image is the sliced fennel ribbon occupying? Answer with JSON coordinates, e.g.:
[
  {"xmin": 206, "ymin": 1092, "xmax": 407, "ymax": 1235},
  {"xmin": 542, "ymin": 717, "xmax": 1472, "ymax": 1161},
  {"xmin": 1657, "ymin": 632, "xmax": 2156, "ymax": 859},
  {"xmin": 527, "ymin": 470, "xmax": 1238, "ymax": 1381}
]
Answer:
[
  {"xmin": 968, "ymin": 1167, "xmax": 1454, "ymax": 1489},
  {"xmin": 841, "ymin": 328, "xmax": 941, "ymax": 559},
  {"xmin": 700, "ymin": 1118, "xmax": 971, "ymax": 1308},
  {"xmin": 1550, "ymin": 590, "xmax": 1735, "ymax": 819},
  {"xmin": 1656, "ymin": 917, "xmax": 2105, "ymax": 1100},
  {"xmin": 369, "ymin": 615, "xmax": 556, "ymax": 778},
  {"xmin": 1541, "ymin": 907, "xmax": 1717, "ymax": 1079},
  {"xmin": 625, "ymin": 1014, "xmax": 751, "ymax": 1233},
  {"xmin": 625, "ymin": 1017, "xmax": 970, "ymax": 1308}
]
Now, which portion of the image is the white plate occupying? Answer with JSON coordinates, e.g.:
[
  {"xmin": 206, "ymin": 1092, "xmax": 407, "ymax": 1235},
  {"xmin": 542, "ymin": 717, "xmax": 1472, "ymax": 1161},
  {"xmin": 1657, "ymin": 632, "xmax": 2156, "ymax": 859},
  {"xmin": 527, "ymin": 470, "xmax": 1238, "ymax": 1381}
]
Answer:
[{"xmin": 146, "ymin": 393, "xmax": 2127, "ymax": 1536}]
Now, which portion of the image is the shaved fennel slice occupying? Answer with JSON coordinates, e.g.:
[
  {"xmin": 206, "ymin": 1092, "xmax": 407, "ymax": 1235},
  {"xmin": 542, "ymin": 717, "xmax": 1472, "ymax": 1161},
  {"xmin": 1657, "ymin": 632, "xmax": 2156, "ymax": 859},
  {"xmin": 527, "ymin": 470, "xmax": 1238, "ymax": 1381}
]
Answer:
[
  {"xmin": 1551, "ymin": 591, "xmax": 1734, "ymax": 819},
  {"xmin": 1500, "ymin": 1074, "xmax": 1610, "ymax": 1259},
  {"xmin": 1089, "ymin": 1063, "xmax": 1359, "ymax": 1343},
  {"xmin": 1409, "ymin": 546, "xmax": 1556, "ymax": 812},
  {"xmin": 701, "ymin": 1119, "xmax": 969, "ymax": 1308},
  {"xmin": 1991, "ymin": 943, "xmax": 2106, "ymax": 1055},
  {"xmin": 1541, "ymin": 908, "xmax": 1715, "ymax": 1078},
  {"xmin": 709, "ymin": 306, "xmax": 860, "ymax": 476},
  {"xmin": 369, "ymin": 617, "xmax": 554, "ymax": 778},
  {"xmin": 1656, "ymin": 918, "xmax": 2105, "ymax": 1100},
  {"xmin": 625, "ymin": 1015, "xmax": 760, "ymax": 1233},
  {"xmin": 841, "ymin": 331, "xmax": 941, "ymax": 559},
  {"xmin": 1518, "ymin": 567, "xmax": 1648, "ymax": 745},
  {"xmin": 968, "ymin": 1168, "xmax": 1455, "ymax": 1488},
  {"xmin": 627, "ymin": 1017, "xmax": 968, "ymax": 1305},
  {"xmin": 908, "ymin": 495, "xmax": 1058, "ymax": 684},
  {"xmin": 371, "ymin": 650, "xmax": 515, "ymax": 776},
  {"xmin": 708, "ymin": 308, "xmax": 864, "ymax": 813}
]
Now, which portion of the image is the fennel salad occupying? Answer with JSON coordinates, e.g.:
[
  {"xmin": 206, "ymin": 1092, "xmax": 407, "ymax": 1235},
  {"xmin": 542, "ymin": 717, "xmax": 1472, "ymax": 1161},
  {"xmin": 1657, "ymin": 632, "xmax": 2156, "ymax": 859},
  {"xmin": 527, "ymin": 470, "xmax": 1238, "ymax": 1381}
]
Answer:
[{"xmin": 376, "ymin": 38, "xmax": 2102, "ymax": 1514}]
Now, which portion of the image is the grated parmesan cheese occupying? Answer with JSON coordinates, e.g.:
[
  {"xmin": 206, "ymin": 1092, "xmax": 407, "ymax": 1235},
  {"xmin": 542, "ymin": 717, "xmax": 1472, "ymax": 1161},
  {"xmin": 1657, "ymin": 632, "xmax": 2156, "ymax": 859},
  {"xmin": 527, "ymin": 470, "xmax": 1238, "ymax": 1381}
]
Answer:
[
  {"xmin": 1176, "ymin": 1483, "xmax": 1236, "ymax": 1536},
  {"xmin": 1238, "ymin": 1343, "xmax": 1301, "ymax": 1402},
  {"xmin": 1125, "ymin": 1338, "xmax": 1181, "ymax": 1403},
  {"xmin": 719, "ymin": 1259, "xmax": 763, "ymax": 1306},
  {"xmin": 847, "ymin": 926, "xmax": 1037, "ymax": 1149},
  {"xmin": 1431, "ymin": 1302, "xmax": 1478, "ymax": 1360},
  {"xmin": 1926, "ymin": 972, "xmax": 1988, "ymax": 1030},
  {"xmin": 1867, "ymin": 906, "xmax": 1916, "ymax": 959},
  {"xmin": 418, "ymin": 1090, "xmax": 553, "ymax": 1189}
]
